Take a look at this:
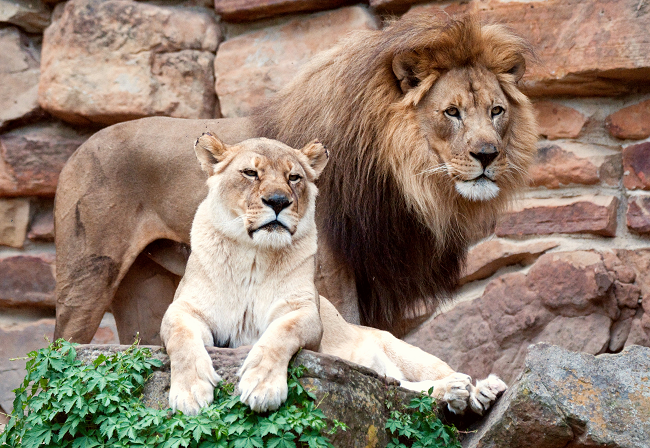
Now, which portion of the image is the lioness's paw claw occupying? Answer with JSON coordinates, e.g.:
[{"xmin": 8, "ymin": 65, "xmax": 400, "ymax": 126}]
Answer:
[
  {"xmin": 168, "ymin": 353, "xmax": 221, "ymax": 416},
  {"xmin": 238, "ymin": 368, "xmax": 288, "ymax": 413},
  {"xmin": 469, "ymin": 374, "xmax": 507, "ymax": 415},
  {"xmin": 439, "ymin": 373, "xmax": 472, "ymax": 414}
]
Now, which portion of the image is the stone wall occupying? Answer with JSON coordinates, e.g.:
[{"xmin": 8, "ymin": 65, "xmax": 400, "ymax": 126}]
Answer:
[{"xmin": 1, "ymin": 0, "xmax": 649, "ymax": 418}]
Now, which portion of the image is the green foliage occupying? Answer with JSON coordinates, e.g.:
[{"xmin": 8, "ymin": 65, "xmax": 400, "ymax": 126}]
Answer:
[
  {"xmin": 385, "ymin": 389, "xmax": 461, "ymax": 448},
  {"xmin": 0, "ymin": 340, "xmax": 344, "ymax": 448}
]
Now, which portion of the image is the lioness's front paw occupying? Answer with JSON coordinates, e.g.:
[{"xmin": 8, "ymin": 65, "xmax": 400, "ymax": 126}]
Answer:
[
  {"xmin": 469, "ymin": 374, "xmax": 507, "ymax": 415},
  {"xmin": 438, "ymin": 373, "xmax": 472, "ymax": 414},
  {"xmin": 169, "ymin": 352, "xmax": 221, "ymax": 416},
  {"xmin": 238, "ymin": 348, "xmax": 288, "ymax": 413}
]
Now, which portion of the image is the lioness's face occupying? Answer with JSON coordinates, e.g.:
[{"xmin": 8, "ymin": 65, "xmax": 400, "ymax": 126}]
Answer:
[
  {"xmin": 418, "ymin": 66, "xmax": 514, "ymax": 202},
  {"xmin": 195, "ymin": 135, "xmax": 328, "ymax": 248}
]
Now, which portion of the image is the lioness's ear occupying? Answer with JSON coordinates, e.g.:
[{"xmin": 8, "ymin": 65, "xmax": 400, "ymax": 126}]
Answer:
[
  {"xmin": 194, "ymin": 132, "xmax": 229, "ymax": 176},
  {"xmin": 392, "ymin": 51, "xmax": 424, "ymax": 93},
  {"xmin": 300, "ymin": 140, "xmax": 328, "ymax": 179}
]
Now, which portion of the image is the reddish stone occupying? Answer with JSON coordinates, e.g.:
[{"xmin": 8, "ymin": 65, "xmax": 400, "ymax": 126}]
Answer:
[
  {"xmin": 0, "ymin": 121, "xmax": 92, "ymax": 196},
  {"xmin": 214, "ymin": 0, "xmax": 358, "ymax": 22},
  {"xmin": 0, "ymin": 0, "xmax": 51, "ymax": 33},
  {"xmin": 214, "ymin": 6, "xmax": 377, "ymax": 117},
  {"xmin": 28, "ymin": 207, "xmax": 55, "ymax": 241},
  {"xmin": 0, "ymin": 254, "xmax": 56, "ymax": 308},
  {"xmin": 606, "ymin": 99, "xmax": 650, "ymax": 140},
  {"xmin": 460, "ymin": 239, "xmax": 558, "ymax": 285},
  {"xmin": 622, "ymin": 142, "xmax": 650, "ymax": 190},
  {"xmin": 411, "ymin": 0, "xmax": 650, "ymax": 96},
  {"xmin": 626, "ymin": 196, "xmax": 650, "ymax": 234},
  {"xmin": 614, "ymin": 281, "xmax": 642, "ymax": 309},
  {"xmin": 496, "ymin": 196, "xmax": 618, "ymax": 238},
  {"xmin": 534, "ymin": 101, "xmax": 587, "ymax": 140}
]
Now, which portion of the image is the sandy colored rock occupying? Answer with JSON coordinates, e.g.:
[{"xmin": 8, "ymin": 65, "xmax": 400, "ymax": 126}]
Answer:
[
  {"xmin": 0, "ymin": 0, "xmax": 51, "ymax": 32},
  {"xmin": 534, "ymin": 101, "xmax": 587, "ymax": 140},
  {"xmin": 495, "ymin": 196, "xmax": 618, "ymax": 237},
  {"xmin": 214, "ymin": 0, "xmax": 357, "ymax": 22},
  {"xmin": 0, "ymin": 197, "xmax": 29, "ymax": 247},
  {"xmin": 460, "ymin": 239, "xmax": 558, "ymax": 285},
  {"xmin": 0, "ymin": 253, "xmax": 56, "ymax": 308},
  {"xmin": 0, "ymin": 27, "xmax": 41, "ymax": 131},
  {"xmin": 622, "ymin": 142, "xmax": 650, "ymax": 190},
  {"xmin": 214, "ymin": 6, "xmax": 377, "ymax": 117},
  {"xmin": 411, "ymin": 0, "xmax": 650, "ymax": 96},
  {"xmin": 463, "ymin": 343, "xmax": 650, "ymax": 448},
  {"xmin": 626, "ymin": 195, "xmax": 650, "ymax": 234},
  {"xmin": 0, "ymin": 121, "xmax": 92, "ymax": 196},
  {"xmin": 606, "ymin": 98, "xmax": 650, "ymax": 140},
  {"xmin": 27, "ymin": 201, "xmax": 54, "ymax": 241},
  {"xmin": 39, "ymin": 0, "xmax": 220, "ymax": 125}
]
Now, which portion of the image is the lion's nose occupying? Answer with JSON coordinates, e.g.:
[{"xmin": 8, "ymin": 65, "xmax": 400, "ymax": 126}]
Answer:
[
  {"xmin": 262, "ymin": 193, "xmax": 293, "ymax": 216},
  {"xmin": 470, "ymin": 144, "xmax": 499, "ymax": 169}
]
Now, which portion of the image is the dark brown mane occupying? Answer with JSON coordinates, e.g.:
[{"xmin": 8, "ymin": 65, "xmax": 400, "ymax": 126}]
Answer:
[{"xmin": 252, "ymin": 13, "xmax": 536, "ymax": 334}]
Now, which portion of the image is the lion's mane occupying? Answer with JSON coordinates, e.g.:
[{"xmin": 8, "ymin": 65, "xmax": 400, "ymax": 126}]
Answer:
[{"xmin": 253, "ymin": 13, "xmax": 538, "ymax": 334}]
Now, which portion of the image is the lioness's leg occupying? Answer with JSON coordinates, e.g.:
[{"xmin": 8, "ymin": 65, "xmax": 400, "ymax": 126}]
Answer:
[
  {"xmin": 238, "ymin": 302, "xmax": 322, "ymax": 412},
  {"xmin": 319, "ymin": 298, "xmax": 505, "ymax": 414},
  {"xmin": 161, "ymin": 303, "xmax": 221, "ymax": 416}
]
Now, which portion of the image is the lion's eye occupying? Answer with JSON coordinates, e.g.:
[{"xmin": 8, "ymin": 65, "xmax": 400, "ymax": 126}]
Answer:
[
  {"xmin": 444, "ymin": 107, "xmax": 460, "ymax": 118},
  {"xmin": 491, "ymin": 106, "xmax": 505, "ymax": 117},
  {"xmin": 288, "ymin": 174, "xmax": 302, "ymax": 183},
  {"xmin": 242, "ymin": 169, "xmax": 258, "ymax": 179}
]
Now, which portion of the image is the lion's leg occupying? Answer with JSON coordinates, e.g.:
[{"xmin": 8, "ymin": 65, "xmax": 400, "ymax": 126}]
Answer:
[
  {"xmin": 161, "ymin": 303, "xmax": 221, "ymax": 416},
  {"xmin": 318, "ymin": 297, "xmax": 505, "ymax": 414},
  {"xmin": 238, "ymin": 302, "xmax": 322, "ymax": 412},
  {"xmin": 111, "ymin": 252, "xmax": 179, "ymax": 345}
]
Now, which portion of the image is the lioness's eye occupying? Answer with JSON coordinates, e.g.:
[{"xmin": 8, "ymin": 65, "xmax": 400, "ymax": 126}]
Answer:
[
  {"xmin": 444, "ymin": 107, "xmax": 460, "ymax": 118},
  {"xmin": 288, "ymin": 174, "xmax": 302, "ymax": 183},
  {"xmin": 491, "ymin": 106, "xmax": 505, "ymax": 117},
  {"xmin": 242, "ymin": 169, "xmax": 258, "ymax": 179}
]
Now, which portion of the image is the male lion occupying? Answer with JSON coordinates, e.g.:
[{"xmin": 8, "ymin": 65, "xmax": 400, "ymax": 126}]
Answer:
[
  {"xmin": 54, "ymin": 13, "xmax": 537, "ymax": 343},
  {"xmin": 162, "ymin": 133, "xmax": 506, "ymax": 416}
]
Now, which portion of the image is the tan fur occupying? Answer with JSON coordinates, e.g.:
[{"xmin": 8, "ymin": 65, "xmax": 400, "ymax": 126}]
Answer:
[{"xmin": 163, "ymin": 134, "xmax": 507, "ymax": 416}]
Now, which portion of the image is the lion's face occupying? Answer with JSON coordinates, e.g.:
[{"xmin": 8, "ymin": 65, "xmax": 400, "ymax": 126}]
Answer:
[
  {"xmin": 417, "ymin": 66, "xmax": 514, "ymax": 202},
  {"xmin": 194, "ymin": 135, "xmax": 328, "ymax": 248}
]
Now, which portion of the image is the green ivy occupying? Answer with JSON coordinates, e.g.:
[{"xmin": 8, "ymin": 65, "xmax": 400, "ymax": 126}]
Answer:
[
  {"xmin": 0, "ymin": 340, "xmax": 344, "ymax": 448},
  {"xmin": 385, "ymin": 390, "xmax": 462, "ymax": 448}
]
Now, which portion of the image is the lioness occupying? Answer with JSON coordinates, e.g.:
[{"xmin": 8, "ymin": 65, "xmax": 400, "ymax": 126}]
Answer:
[{"xmin": 161, "ymin": 133, "xmax": 506, "ymax": 416}]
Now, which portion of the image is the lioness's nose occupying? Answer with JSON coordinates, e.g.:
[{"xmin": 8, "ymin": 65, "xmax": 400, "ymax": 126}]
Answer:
[
  {"xmin": 262, "ymin": 193, "xmax": 293, "ymax": 215},
  {"xmin": 470, "ymin": 144, "xmax": 499, "ymax": 169}
]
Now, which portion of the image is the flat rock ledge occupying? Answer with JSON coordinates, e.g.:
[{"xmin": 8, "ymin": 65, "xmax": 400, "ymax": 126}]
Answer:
[{"xmin": 75, "ymin": 343, "xmax": 650, "ymax": 448}]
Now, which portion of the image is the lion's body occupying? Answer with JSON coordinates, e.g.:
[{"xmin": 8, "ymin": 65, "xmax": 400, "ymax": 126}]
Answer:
[
  {"xmin": 54, "ymin": 13, "xmax": 537, "ymax": 343},
  {"xmin": 163, "ymin": 135, "xmax": 506, "ymax": 415}
]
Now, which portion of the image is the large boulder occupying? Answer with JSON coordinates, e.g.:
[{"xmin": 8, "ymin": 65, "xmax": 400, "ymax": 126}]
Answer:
[{"xmin": 463, "ymin": 343, "xmax": 650, "ymax": 448}]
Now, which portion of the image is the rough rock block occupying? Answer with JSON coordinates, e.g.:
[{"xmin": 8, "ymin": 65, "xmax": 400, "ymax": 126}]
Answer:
[
  {"xmin": 0, "ymin": 253, "xmax": 56, "ymax": 308},
  {"xmin": 622, "ymin": 142, "xmax": 650, "ymax": 190},
  {"xmin": 214, "ymin": 0, "xmax": 357, "ymax": 22},
  {"xmin": 0, "ymin": 198, "xmax": 29, "ymax": 247},
  {"xmin": 495, "ymin": 195, "xmax": 618, "ymax": 237},
  {"xmin": 39, "ymin": 0, "xmax": 220, "ymax": 125},
  {"xmin": 463, "ymin": 343, "xmax": 650, "ymax": 448},
  {"xmin": 606, "ymin": 98, "xmax": 650, "ymax": 140},
  {"xmin": 534, "ymin": 101, "xmax": 587, "ymax": 140},
  {"xmin": 412, "ymin": 0, "xmax": 650, "ymax": 96},
  {"xmin": 529, "ymin": 141, "xmax": 621, "ymax": 188},
  {"xmin": 0, "ymin": 121, "xmax": 92, "ymax": 196},
  {"xmin": 0, "ymin": 0, "xmax": 51, "ymax": 33},
  {"xmin": 460, "ymin": 239, "xmax": 558, "ymax": 286},
  {"xmin": 75, "ymin": 345, "xmax": 421, "ymax": 448},
  {"xmin": 627, "ymin": 196, "xmax": 650, "ymax": 234},
  {"xmin": 0, "ymin": 27, "xmax": 41, "ymax": 131},
  {"xmin": 214, "ymin": 6, "xmax": 377, "ymax": 117}
]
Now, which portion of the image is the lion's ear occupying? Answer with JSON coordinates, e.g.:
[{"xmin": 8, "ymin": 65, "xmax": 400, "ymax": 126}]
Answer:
[
  {"xmin": 194, "ymin": 132, "xmax": 229, "ymax": 176},
  {"xmin": 507, "ymin": 58, "xmax": 526, "ymax": 82},
  {"xmin": 300, "ymin": 140, "xmax": 329, "ymax": 179},
  {"xmin": 392, "ymin": 51, "xmax": 425, "ymax": 93}
]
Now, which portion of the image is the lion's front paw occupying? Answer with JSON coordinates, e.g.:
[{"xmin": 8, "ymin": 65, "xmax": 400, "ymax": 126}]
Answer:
[
  {"xmin": 437, "ymin": 373, "xmax": 472, "ymax": 414},
  {"xmin": 169, "ymin": 352, "xmax": 221, "ymax": 416},
  {"xmin": 237, "ymin": 347, "xmax": 288, "ymax": 413},
  {"xmin": 469, "ymin": 374, "xmax": 507, "ymax": 415}
]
